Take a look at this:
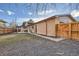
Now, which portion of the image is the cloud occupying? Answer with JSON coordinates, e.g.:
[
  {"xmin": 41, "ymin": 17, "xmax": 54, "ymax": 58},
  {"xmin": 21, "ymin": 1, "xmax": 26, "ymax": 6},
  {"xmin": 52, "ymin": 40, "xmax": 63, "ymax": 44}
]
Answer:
[
  {"xmin": 0, "ymin": 9, "xmax": 4, "ymax": 13},
  {"xmin": 38, "ymin": 11, "xmax": 44, "ymax": 15},
  {"xmin": 71, "ymin": 10, "xmax": 79, "ymax": 17},
  {"xmin": 28, "ymin": 12, "xmax": 32, "ymax": 15},
  {"xmin": 7, "ymin": 10, "xmax": 15, "ymax": 15},
  {"xmin": 38, "ymin": 9, "xmax": 56, "ymax": 15}
]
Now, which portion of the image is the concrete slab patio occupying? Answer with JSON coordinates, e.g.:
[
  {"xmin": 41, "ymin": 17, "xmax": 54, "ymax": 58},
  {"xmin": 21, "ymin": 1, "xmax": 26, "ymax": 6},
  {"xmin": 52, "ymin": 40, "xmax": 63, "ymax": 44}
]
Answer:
[{"xmin": 26, "ymin": 32, "xmax": 65, "ymax": 42}]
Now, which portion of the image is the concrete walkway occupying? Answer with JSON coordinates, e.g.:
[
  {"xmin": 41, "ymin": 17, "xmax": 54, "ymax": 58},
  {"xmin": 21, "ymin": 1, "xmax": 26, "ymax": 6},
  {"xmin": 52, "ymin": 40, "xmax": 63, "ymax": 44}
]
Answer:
[
  {"xmin": 24, "ymin": 32, "xmax": 65, "ymax": 42},
  {"xmin": 33, "ymin": 34, "xmax": 65, "ymax": 42},
  {"xmin": 16, "ymin": 32, "xmax": 65, "ymax": 42}
]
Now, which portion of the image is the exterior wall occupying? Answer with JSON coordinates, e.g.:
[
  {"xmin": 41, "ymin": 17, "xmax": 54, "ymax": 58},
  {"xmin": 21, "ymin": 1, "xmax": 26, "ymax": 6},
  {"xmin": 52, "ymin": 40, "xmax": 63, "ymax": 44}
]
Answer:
[
  {"xmin": 55, "ymin": 17, "xmax": 60, "ymax": 24},
  {"xmin": 36, "ymin": 21, "xmax": 46, "ymax": 35},
  {"xmin": 20, "ymin": 27, "xmax": 24, "ymax": 32},
  {"xmin": 33, "ymin": 24, "xmax": 37, "ymax": 33},
  {"xmin": 27, "ymin": 25, "xmax": 36, "ymax": 33},
  {"xmin": 31, "ymin": 25, "xmax": 36, "ymax": 33},
  {"xmin": 27, "ymin": 26, "xmax": 30, "ymax": 33},
  {"xmin": 30, "ymin": 26, "xmax": 34, "ymax": 33},
  {"xmin": 46, "ymin": 18, "xmax": 60, "ymax": 36},
  {"xmin": 28, "ymin": 26, "xmax": 32, "ymax": 33},
  {"xmin": 0, "ymin": 22, "xmax": 5, "ymax": 27},
  {"xmin": 46, "ymin": 19, "xmax": 56, "ymax": 36},
  {"xmin": 58, "ymin": 17, "xmax": 74, "ymax": 23},
  {"xmin": 36, "ymin": 18, "xmax": 60, "ymax": 36}
]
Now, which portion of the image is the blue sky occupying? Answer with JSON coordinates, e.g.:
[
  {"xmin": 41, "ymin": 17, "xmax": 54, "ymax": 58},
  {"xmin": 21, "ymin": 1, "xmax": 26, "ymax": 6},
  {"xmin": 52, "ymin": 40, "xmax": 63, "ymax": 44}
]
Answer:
[{"xmin": 0, "ymin": 3, "xmax": 79, "ymax": 25}]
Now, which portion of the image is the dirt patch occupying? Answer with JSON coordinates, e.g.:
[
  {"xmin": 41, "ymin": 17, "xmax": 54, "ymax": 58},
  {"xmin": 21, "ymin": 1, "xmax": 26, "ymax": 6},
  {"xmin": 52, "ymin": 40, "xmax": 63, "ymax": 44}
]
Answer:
[{"xmin": 0, "ymin": 34, "xmax": 16, "ymax": 40}]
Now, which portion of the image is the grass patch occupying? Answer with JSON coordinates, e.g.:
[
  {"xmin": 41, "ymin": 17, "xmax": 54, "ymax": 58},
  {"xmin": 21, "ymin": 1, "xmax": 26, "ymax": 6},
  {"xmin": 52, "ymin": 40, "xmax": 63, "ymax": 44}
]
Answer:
[{"xmin": 0, "ymin": 34, "xmax": 33, "ymax": 46}]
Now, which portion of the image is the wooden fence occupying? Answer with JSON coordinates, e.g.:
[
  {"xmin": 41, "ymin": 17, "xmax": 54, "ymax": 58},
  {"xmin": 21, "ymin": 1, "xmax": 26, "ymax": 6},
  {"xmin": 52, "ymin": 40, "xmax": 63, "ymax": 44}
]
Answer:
[
  {"xmin": 0, "ymin": 28, "xmax": 13, "ymax": 34},
  {"xmin": 56, "ymin": 22, "xmax": 79, "ymax": 41}
]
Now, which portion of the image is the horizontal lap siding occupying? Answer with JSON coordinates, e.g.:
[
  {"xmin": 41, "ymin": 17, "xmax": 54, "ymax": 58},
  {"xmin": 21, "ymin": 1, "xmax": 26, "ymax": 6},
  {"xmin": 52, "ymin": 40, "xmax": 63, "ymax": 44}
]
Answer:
[
  {"xmin": 0, "ymin": 29, "xmax": 4, "ymax": 34},
  {"xmin": 33, "ymin": 25, "xmax": 37, "ymax": 33},
  {"xmin": 37, "ymin": 21, "xmax": 47, "ymax": 35},
  {"xmin": 47, "ymin": 19, "xmax": 56, "ymax": 36}
]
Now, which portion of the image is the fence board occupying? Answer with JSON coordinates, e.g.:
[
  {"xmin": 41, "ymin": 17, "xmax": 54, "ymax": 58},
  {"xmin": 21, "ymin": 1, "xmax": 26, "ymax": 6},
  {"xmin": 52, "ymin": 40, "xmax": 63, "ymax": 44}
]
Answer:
[
  {"xmin": 0, "ymin": 28, "xmax": 13, "ymax": 34},
  {"xmin": 56, "ymin": 23, "xmax": 79, "ymax": 41}
]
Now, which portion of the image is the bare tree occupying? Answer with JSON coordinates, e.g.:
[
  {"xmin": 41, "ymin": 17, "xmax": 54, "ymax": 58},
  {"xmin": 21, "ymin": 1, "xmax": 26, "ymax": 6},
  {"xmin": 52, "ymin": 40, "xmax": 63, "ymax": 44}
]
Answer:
[{"xmin": 27, "ymin": 19, "xmax": 34, "ymax": 24}]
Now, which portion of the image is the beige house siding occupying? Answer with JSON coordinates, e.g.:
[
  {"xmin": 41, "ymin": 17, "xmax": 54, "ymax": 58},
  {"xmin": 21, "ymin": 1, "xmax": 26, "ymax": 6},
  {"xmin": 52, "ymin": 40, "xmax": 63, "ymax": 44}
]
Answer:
[
  {"xmin": 33, "ymin": 25, "xmax": 37, "ymax": 33},
  {"xmin": 55, "ymin": 17, "xmax": 60, "ymax": 24},
  {"xmin": 57, "ymin": 17, "xmax": 74, "ymax": 23},
  {"xmin": 46, "ymin": 18, "xmax": 60, "ymax": 36},
  {"xmin": 0, "ymin": 22, "xmax": 5, "ymax": 27},
  {"xmin": 28, "ymin": 26, "xmax": 33, "ymax": 33},
  {"xmin": 46, "ymin": 19, "xmax": 56, "ymax": 36},
  {"xmin": 27, "ymin": 25, "xmax": 36, "ymax": 33},
  {"xmin": 36, "ymin": 18, "xmax": 60, "ymax": 36},
  {"xmin": 36, "ymin": 21, "xmax": 46, "ymax": 35},
  {"xmin": 27, "ymin": 26, "xmax": 30, "ymax": 33}
]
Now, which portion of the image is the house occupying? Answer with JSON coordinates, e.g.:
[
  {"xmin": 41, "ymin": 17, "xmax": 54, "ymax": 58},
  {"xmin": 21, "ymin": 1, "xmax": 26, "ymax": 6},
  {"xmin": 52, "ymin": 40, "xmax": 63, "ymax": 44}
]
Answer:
[
  {"xmin": 0, "ymin": 20, "xmax": 6, "ymax": 28},
  {"xmin": 16, "ymin": 20, "xmax": 34, "ymax": 32},
  {"xmin": 27, "ymin": 14, "xmax": 76, "ymax": 37},
  {"xmin": 27, "ymin": 23, "xmax": 36, "ymax": 33},
  {"xmin": 0, "ymin": 20, "xmax": 7, "ymax": 34}
]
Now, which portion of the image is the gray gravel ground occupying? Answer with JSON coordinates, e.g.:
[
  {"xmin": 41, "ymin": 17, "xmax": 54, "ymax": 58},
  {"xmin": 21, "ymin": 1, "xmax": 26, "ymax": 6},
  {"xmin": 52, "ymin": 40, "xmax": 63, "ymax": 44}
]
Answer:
[{"xmin": 0, "ymin": 34, "xmax": 79, "ymax": 56}]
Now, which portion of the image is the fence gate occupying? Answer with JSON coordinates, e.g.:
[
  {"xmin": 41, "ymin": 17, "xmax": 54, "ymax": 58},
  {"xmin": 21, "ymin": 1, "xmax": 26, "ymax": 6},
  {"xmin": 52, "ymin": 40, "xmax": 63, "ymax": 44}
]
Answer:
[
  {"xmin": 56, "ymin": 23, "xmax": 79, "ymax": 41},
  {"xmin": 56, "ymin": 24, "xmax": 69, "ymax": 38}
]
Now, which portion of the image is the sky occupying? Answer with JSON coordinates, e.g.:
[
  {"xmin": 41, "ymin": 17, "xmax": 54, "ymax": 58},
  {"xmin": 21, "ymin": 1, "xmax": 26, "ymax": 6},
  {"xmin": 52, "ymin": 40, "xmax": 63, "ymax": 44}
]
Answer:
[{"xmin": 0, "ymin": 3, "xmax": 79, "ymax": 26}]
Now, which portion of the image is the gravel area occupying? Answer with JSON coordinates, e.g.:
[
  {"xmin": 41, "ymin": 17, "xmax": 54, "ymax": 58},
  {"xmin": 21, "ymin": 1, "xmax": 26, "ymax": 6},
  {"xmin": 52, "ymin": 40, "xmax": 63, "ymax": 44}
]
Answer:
[{"xmin": 0, "ymin": 34, "xmax": 79, "ymax": 56}]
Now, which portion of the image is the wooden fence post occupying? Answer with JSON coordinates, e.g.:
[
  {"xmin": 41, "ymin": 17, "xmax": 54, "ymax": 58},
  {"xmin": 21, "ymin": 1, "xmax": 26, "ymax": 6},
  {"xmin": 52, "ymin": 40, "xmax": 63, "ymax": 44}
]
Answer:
[
  {"xmin": 46, "ymin": 21, "xmax": 47, "ymax": 36},
  {"xmin": 69, "ymin": 23, "xmax": 72, "ymax": 39},
  {"xmin": 55, "ymin": 24, "xmax": 58, "ymax": 37}
]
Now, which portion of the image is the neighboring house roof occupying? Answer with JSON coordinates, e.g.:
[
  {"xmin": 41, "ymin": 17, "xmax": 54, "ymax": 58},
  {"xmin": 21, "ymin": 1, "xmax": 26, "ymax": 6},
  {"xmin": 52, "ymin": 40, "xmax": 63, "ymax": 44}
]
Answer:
[
  {"xmin": 0, "ymin": 20, "xmax": 7, "ymax": 23},
  {"xmin": 16, "ymin": 26, "xmax": 22, "ymax": 28}
]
